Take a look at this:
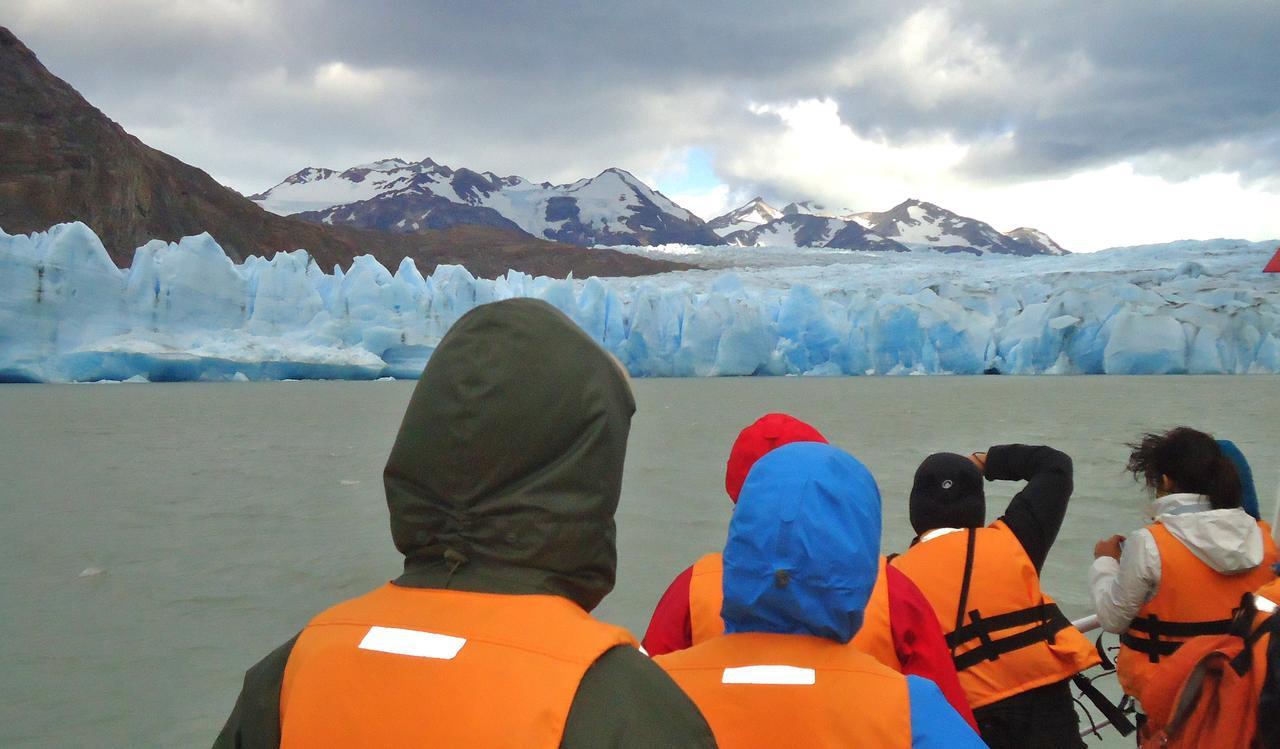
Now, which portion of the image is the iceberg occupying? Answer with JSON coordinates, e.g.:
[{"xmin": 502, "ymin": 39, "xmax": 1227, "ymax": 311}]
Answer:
[{"xmin": 1, "ymin": 222, "xmax": 1278, "ymax": 382}]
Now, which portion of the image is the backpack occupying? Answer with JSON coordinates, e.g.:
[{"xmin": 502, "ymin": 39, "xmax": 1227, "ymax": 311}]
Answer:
[
  {"xmin": 1139, "ymin": 594, "xmax": 1278, "ymax": 749},
  {"xmin": 1258, "ymin": 589, "xmax": 1280, "ymax": 749}
]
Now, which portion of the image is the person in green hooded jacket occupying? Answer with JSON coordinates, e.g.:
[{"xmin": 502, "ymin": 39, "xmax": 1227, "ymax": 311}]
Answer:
[{"xmin": 214, "ymin": 298, "xmax": 715, "ymax": 748}]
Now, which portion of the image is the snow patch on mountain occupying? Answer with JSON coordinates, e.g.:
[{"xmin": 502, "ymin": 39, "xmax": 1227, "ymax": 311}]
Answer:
[
  {"xmin": 722, "ymin": 214, "xmax": 908, "ymax": 252},
  {"xmin": 856, "ymin": 199, "xmax": 1045, "ymax": 256},
  {"xmin": 252, "ymin": 159, "xmax": 717, "ymax": 247},
  {"xmin": 707, "ymin": 197, "xmax": 785, "ymax": 237},
  {"xmin": 781, "ymin": 200, "xmax": 846, "ymax": 217},
  {"xmin": 1007, "ymin": 227, "xmax": 1069, "ymax": 255}
]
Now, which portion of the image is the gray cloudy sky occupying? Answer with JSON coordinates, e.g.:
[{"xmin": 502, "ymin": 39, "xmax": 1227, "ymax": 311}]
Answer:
[{"xmin": 6, "ymin": 0, "xmax": 1279, "ymax": 250}]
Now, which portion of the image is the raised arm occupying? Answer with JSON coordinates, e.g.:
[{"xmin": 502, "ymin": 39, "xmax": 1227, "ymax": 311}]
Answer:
[{"xmin": 987, "ymin": 444, "xmax": 1074, "ymax": 572}]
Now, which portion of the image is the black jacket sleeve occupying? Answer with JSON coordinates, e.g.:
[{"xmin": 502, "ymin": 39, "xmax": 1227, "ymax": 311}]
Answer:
[
  {"xmin": 988, "ymin": 444, "xmax": 1074, "ymax": 572},
  {"xmin": 212, "ymin": 635, "xmax": 297, "ymax": 749},
  {"xmin": 562, "ymin": 645, "xmax": 717, "ymax": 748}
]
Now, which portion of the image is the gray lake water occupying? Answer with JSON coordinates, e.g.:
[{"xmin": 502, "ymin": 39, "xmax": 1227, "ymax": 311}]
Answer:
[{"xmin": 1, "ymin": 377, "xmax": 1277, "ymax": 747}]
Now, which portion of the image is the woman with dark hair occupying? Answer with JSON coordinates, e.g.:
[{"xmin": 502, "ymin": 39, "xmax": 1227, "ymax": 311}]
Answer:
[{"xmin": 1091, "ymin": 426, "xmax": 1278, "ymax": 701}]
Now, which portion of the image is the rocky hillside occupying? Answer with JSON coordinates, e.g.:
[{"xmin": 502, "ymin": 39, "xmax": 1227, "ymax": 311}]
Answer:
[{"xmin": 0, "ymin": 27, "xmax": 685, "ymax": 278}]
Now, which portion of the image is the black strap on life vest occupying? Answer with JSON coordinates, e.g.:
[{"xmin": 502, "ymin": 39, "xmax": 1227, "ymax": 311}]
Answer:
[
  {"xmin": 1227, "ymin": 593, "xmax": 1276, "ymax": 676},
  {"xmin": 1121, "ymin": 613, "xmax": 1237, "ymax": 663},
  {"xmin": 950, "ymin": 528, "xmax": 978, "ymax": 660},
  {"xmin": 942, "ymin": 528, "xmax": 1079, "ymax": 672},
  {"xmin": 950, "ymin": 605, "xmax": 1074, "ymax": 671}
]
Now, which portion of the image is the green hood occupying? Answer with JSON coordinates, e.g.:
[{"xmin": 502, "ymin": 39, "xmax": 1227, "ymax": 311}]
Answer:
[{"xmin": 383, "ymin": 298, "xmax": 635, "ymax": 611}]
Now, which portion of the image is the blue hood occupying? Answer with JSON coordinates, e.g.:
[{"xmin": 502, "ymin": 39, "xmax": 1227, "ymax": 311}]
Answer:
[
  {"xmin": 1216, "ymin": 439, "xmax": 1260, "ymax": 520},
  {"xmin": 722, "ymin": 442, "xmax": 882, "ymax": 643}
]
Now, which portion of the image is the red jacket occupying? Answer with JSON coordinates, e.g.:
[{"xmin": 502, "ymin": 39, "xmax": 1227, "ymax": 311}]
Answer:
[{"xmin": 643, "ymin": 558, "xmax": 978, "ymax": 731}]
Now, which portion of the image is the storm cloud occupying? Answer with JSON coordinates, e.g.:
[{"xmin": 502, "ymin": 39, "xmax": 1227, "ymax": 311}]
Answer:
[{"xmin": 4, "ymin": 0, "xmax": 1278, "ymax": 248}]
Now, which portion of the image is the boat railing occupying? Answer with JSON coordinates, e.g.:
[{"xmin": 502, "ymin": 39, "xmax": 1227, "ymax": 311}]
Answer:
[{"xmin": 1069, "ymin": 613, "xmax": 1133, "ymax": 739}]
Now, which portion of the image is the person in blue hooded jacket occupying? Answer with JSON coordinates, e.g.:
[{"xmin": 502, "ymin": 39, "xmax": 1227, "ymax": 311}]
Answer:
[
  {"xmin": 654, "ymin": 442, "xmax": 984, "ymax": 748},
  {"xmin": 1218, "ymin": 439, "xmax": 1262, "ymax": 521}
]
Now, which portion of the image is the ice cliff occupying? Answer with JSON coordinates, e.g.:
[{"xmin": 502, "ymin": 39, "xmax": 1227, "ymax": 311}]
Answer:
[{"xmin": 1, "ymin": 222, "xmax": 1277, "ymax": 382}]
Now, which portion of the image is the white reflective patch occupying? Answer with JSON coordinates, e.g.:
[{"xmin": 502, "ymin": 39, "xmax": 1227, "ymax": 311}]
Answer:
[
  {"xmin": 358, "ymin": 626, "xmax": 466, "ymax": 660},
  {"xmin": 722, "ymin": 665, "xmax": 816, "ymax": 685},
  {"xmin": 1258, "ymin": 595, "xmax": 1278, "ymax": 614}
]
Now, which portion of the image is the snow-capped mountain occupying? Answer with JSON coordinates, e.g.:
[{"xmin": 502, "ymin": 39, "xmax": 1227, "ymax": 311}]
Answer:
[
  {"xmin": 706, "ymin": 197, "xmax": 784, "ymax": 236},
  {"xmin": 252, "ymin": 159, "xmax": 722, "ymax": 247},
  {"xmin": 722, "ymin": 214, "xmax": 908, "ymax": 252},
  {"xmin": 709, "ymin": 197, "xmax": 1064, "ymax": 255},
  {"xmin": 781, "ymin": 200, "xmax": 845, "ymax": 217},
  {"xmin": 1006, "ymin": 227, "xmax": 1069, "ymax": 256},
  {"xmin": 254, "ymin": 157, "xmax": 1068, "ymax": 255},
  {"xmin": 851, "ymin": 199, "xmax": 1055, "ymax": 256}
]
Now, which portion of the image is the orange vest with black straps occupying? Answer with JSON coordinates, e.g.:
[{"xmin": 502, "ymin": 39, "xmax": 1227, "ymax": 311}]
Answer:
[
  {"xmin": 1117, "ymin": 520, "xmax": 1278, "ymax": 698},
  {"xmin": 279, "ymin": 584, "xmax": 636, "ymax": 748},
  {"xmin": 689, "ymin": 552, "xmax": 902, "ymax": 671},
  {"xmin": 890, "ymin": 521, "xmax": 1100, "ymax": 709},
  {"xmin": 654, "ymin": 631, "xmax": 912, "ymax": 748}
]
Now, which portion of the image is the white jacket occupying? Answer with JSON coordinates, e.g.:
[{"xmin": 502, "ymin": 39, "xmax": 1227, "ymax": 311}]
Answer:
[{"xmin": 1089, "ymin": 493, "xmax": 1268, "ymax": 633}]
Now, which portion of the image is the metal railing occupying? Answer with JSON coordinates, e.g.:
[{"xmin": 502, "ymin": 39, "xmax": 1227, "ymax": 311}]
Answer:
[{"xmin": 1069, "ymin": 614, "xmax": 1132, "ymax": 739}]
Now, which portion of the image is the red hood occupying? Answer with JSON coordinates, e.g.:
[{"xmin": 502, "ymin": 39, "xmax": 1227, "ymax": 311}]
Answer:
[{"xmin": 724, "ymin": 413, "xmax": 828, "ymax": 503}]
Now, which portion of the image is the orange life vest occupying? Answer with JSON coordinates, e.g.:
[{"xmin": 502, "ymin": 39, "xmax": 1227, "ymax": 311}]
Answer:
[
  {"xmin": 1258, "ymin": 578, "xmax": 1280, "ymax": 607},
  {"xmin": 654, "ymin": 631, "xmax": 912, "ymax": 748},
  {"xmin": 891, "ymin": 521, "xmax": 1100, "ymax": 709},
  {"xmin": 279, "ymin": 584, "xmax": 635, "ymax": 748},
  {"xmin": 1137, "ymin": 580, "xmax": 1280, "ymax": 748},
  {"xmin": 689, "ymin": 552, "xmax": 725, "ymax": 645},
  {"xmin": 688, "ymin": 552, "xmax": 902, "ymax": 670},
  {"xmin": 1117, "ymin": 520, "xmax": 1278, "ymax": 698}
]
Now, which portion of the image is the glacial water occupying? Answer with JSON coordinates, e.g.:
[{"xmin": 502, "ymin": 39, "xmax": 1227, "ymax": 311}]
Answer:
[{"xmin": 1, "ymin": 376, "xmax": 1277, "ymax": 747}]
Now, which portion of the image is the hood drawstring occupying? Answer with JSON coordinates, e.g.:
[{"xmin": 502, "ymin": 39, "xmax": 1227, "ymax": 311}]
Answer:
[{"xmin": 443, "ymin": 547, "xmax": 470, "ymax": 586}]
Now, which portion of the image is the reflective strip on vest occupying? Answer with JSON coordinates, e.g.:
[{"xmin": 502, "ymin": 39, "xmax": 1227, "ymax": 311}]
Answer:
[
  {"xmin": 722, "ymin": 665, "xmax": 816, "ymax": 685},
  {"xmin": 280, "ymin": 585, "xmax": 636, "ymax": 748},
  {"xmin": 890, "ymin": 521, "xmax": 1100, "ymax": 709},
  {"xmin": 1116, "ymin": 520, "xmax": 1278, "ymax": 699},
  {"xmin": 357, "ymin": 626, "xmax": 466, "ymax": 660},
  {"xmin": 687, "ymin": 552, "xmax": 902, "ymax": 671},
  {"xmin": 656, "ymin": 632, "xmax": 911, "ymax": 748}
]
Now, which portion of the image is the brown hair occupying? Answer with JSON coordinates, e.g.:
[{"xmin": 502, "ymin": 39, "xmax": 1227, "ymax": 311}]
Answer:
[{"xmin": 1126, "ymin": 427, "xmax": 1241, "ymax": 510}]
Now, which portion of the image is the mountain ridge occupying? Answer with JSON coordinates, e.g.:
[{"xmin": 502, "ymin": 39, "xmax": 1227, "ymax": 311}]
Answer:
[
  {"xmin": 255, "ymin": 157, "xmax": 1068, "ymax": 255},
  {"xmin": 253, "ymin": 159, "xmax": 722, "ymax": 247},
  {"xmin": 0, "ymin": 27, "xmax": 685, "ymax": 278}
]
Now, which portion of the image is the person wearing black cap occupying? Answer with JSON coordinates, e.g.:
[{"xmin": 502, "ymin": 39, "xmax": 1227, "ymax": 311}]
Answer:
[{"xmin": 890, "ymin": 445, "xmax": 1102, "ymax": 749}]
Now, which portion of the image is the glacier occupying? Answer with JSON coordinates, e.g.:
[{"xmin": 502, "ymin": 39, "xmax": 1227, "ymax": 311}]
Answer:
[{"xmin": 1, "ymin": 222, "xmax": 1278, "ymax": 382}]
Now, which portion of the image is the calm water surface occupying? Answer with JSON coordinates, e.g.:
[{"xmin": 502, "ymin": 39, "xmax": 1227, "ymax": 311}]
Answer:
[{"xmin": 1, "ymin": 377, "xmax": 1277, "ymax": 747}]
